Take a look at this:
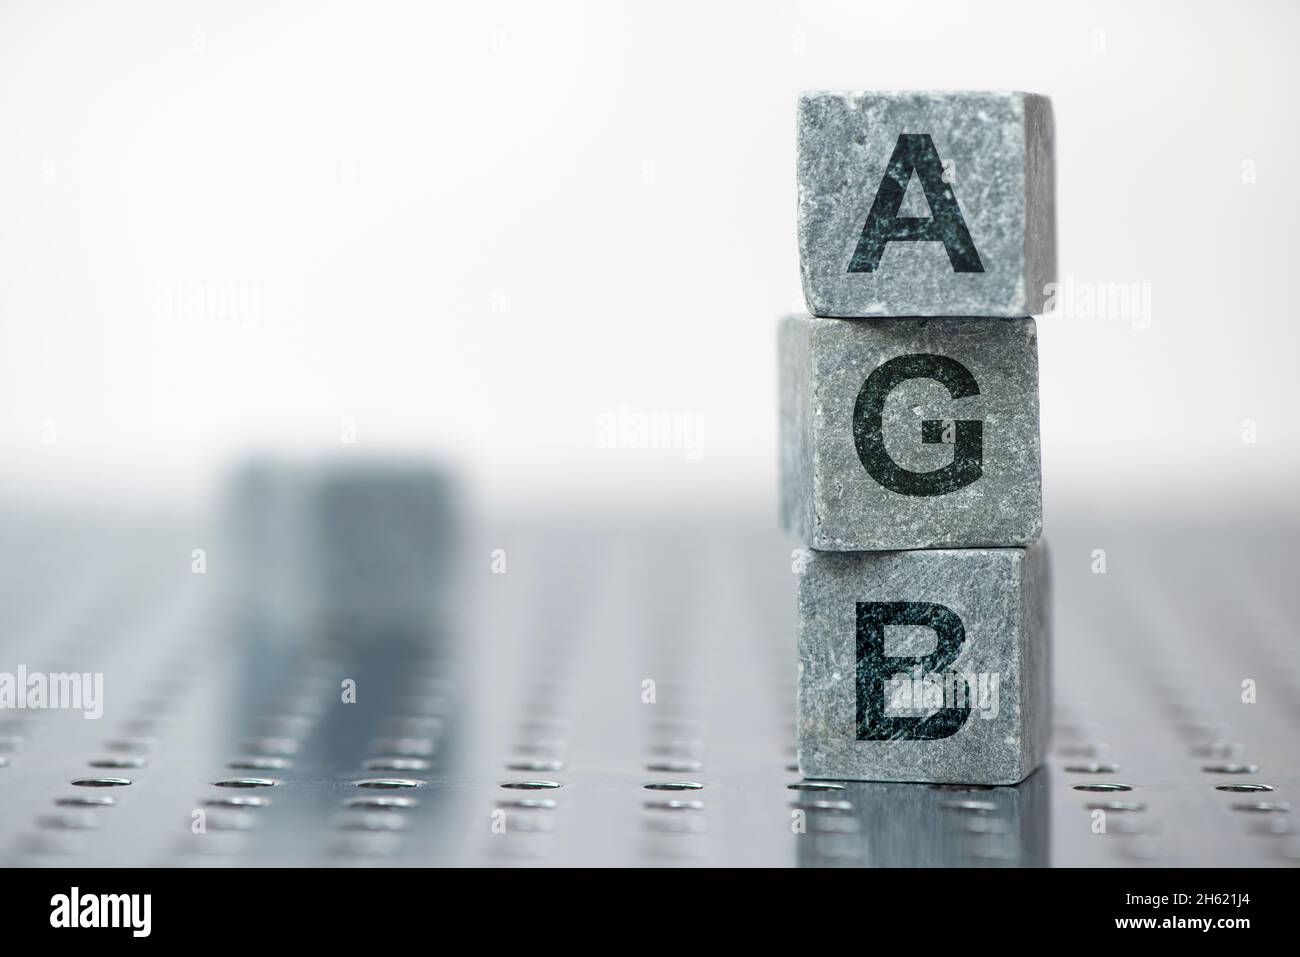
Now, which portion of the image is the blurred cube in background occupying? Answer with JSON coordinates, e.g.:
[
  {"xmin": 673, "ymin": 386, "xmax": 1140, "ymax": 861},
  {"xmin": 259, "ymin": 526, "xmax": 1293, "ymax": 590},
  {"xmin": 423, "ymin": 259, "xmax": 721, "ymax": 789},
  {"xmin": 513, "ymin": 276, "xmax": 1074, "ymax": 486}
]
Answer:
[{"xmin": 224, "ymin": 456, "xmax": 461, "ymax": 642}]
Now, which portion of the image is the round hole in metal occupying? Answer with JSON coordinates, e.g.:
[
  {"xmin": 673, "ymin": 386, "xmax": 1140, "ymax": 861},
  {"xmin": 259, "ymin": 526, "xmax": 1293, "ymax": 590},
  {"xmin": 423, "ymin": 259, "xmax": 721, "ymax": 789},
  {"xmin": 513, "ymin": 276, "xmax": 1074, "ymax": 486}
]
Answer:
[
  {"xmin": 1085, "ymin": 801, "xmax": 1146, "ymax": 812},
  {"xmin": 1256, "ymin": 818, "xmax": 1300, "ymax": 836},
  {"xmin": 57, "ymin": 795, "xmax": 116, "ymax": 807},
  {"xmin": 1055, "ymin": 743, "xmax": 1112, "ymax": 759},
  {"xmin": 496, "ymin": 797, "xmax": 559, "ymax": 810},
  {"xmin": 382, "ymin": 717, "xmax": 442, "ymax": 735},
  {"xmin": 1202, "ymin": 763, "xmax": 1259, "ymax": 774},
  {"xmin": 337, "ymin": 813, "xmax": 408, "ymax": 832},
  {"xmin": 105, "ymin": 737, "xmax": 160, "ymax": 754},
  {"xmin": 649, "ymin": 717, "xmax": 700, "ymax": 733},
  {"xmin": 213, "ymin": 778, "xmax": 280, "ymax": 788},
  {"xmin": 1232, "ymin": 801, "xmax": 1290, "ymax": 813},
  {"xmin": 1216, "ymin": 783, "xmax": 1274, "ymax": 792},
  {"xmin": 1192, "ymin": 742, "xmax": 1245, "ymax": 759},
  {"xmin": 507, "ymin": 759, "xmax": 564, "ymax": 773},
  {"xmin": 390, "ymin": 697, "xmax": 447, "ymax": 718},
  {"xmin": 808, "ymin": 816, "xmax": 862, "ymax": 837},
  {"xmin": 1072, "ymin": 783, "xmax": 1133, "ymax": 792},
  {"xmin": 89, "ymin": 757, "xmax": 146, "ymax": 769},
  {"xmin": 368, "ymin": 737, "xmax": 434, "ymax": 757},
  {"xmin": 646, "ymin": 761, "xmax": 703, "ymax": 774},
  {"xmin": 786, "ymin": 781, "xmax": 845, "ymax": 792},
  {"xmin": 643, "ymin": 799, "xmax": 705, "ymax": 811},
  {"xmin": 940, "ymin": 799, "xmax": 998, "ymax": 813},
  {"xmin": 257, "ymin": 715, "xmax": 313, "ymax": 735},
  {"xmin": 645, "ymin": 781, "xmax": 705, "ymax": 791},
  {"xmin": 364, "ymin": 757, "xmax": 431, "ymax": 772},
  {"xmin": 346, "ymin": 795, "xmax": 418, "ymax": 810},
  {"xmin": 280, "ymin": 696, "xmax": 326, "ymax": 717},
  {"xmin": 648, "ymin": 739, "xmax": 703, "ymax": 757},
  {"xmin": 71, "ymin": 777, "xmax": 131, "ymax": 787},
  {"xmin": 39, "ymin": 812, "xmax": 101, "ymax": 831},
  {"xmin": 206, "ymin": 811, "xmax": 261, "ymax": 831},
  {"xmin": 20, "ymin": 832, "xmax": 86, "ymax": 856},
  {"xmin": 644, "ymin": 815, "xmax": 707, "ymax": 834},
  {"xmin": 205, "ymin": 795, "xmax": 271, "ymax": 808},
  {"xmin": 950, "ymin": 816, "xmax": 1011, "ymax": 836},
  {"xmin": 513, "ymin": 740, "xmax": 568, "ymax": 757},
  {"xmin": 227, "ymin": 757, "xmax": 292, "ymax": 771},
  {"xmin": 790, "ymin": 799, "xmax": 853, "ymax": 812},
  {"xmin": 504, "ymin": 813, "xmax": 558, "ymax": 833},
  {"xmin": 241, "ymin": 737, "xmax": 299, "ymax": 756},
  {"xmin": 519, "ymin": 717, "xmax": 571, "ymax": 734},
  {"xmin": 354, "ymin": 778, "xmax": 427, "ymax": 789},
  {"xmin": 1063, "ymin": 763, "xmax": 1121, "ymax": 774},
  {"xmin": 500, "ymin": 780, "xmax": 562, "ymax": 790}
]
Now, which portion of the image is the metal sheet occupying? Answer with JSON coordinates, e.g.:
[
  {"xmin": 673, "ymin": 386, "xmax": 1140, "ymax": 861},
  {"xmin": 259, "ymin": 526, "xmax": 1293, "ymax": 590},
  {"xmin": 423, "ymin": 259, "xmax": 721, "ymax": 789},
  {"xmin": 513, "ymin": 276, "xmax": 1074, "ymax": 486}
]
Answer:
[{"xmin": 0, "ymin": 506, "xmax": 1295, "ymax": 867}]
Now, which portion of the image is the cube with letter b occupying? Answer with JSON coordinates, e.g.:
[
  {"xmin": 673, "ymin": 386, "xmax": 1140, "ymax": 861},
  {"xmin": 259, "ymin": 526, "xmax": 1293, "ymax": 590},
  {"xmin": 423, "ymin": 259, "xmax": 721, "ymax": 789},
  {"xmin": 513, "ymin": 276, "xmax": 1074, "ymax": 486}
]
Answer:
[
  {"xmin": 780, "ymin": 313, "xmax": 1041, "ymax": 551},
  {"xmin": 798, "ymin": 91, "xmax": 1055, "ymax": 318},
  {"xmin": 797, "ymin": 543, "xmax": 1051, "ymax": 785}
]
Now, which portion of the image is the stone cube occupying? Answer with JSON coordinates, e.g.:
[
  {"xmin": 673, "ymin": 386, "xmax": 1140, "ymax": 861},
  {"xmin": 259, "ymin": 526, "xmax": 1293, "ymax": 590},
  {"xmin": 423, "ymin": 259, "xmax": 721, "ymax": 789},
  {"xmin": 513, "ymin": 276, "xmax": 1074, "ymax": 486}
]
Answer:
[
  {"xmin": 224, "ymin": 456, "xmax": 459, "ymax": 639},
  {"xmin": 798, "ymin": 90, "xmax": 1055, "ymax": 317},
  {"xmin": 780, "ymin": 313, "xmax": 1041, "ymax": 551},
  {"xmin": 796, "ymin": 543, "xmax": 1051, "ymax": 785}
]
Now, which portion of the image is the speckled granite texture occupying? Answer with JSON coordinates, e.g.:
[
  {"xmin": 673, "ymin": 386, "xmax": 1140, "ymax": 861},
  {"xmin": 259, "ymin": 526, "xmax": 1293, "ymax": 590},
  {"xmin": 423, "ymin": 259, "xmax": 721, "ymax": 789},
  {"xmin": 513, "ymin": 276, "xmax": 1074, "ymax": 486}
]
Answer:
[
  {"xmin": 797, "ymin": 543, "xmax": 1051, "ymax": 784},
  {"xmin": 798, "ymin": 90, "xmax": 1056, "ymax": 317},
  {"xmin": 779, "ymin": 314, "xmax": 1041, "ymax": 550}
]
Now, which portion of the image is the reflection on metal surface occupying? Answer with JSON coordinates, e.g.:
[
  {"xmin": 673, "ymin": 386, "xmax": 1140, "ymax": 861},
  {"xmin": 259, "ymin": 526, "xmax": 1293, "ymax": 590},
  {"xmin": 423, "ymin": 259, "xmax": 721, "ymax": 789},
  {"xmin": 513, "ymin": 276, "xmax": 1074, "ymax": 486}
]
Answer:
[{"xmin": 795, "ymin": 772, "xmax": 1050, "ymax": 867}]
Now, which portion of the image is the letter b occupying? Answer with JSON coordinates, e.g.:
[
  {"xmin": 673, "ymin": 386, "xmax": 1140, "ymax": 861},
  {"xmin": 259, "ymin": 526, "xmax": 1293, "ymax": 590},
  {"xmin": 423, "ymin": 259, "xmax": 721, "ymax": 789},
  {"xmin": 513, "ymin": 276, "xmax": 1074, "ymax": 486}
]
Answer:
[{"xmin": 856, "ymin": 601, "xmax": 970, "ymax": 740}]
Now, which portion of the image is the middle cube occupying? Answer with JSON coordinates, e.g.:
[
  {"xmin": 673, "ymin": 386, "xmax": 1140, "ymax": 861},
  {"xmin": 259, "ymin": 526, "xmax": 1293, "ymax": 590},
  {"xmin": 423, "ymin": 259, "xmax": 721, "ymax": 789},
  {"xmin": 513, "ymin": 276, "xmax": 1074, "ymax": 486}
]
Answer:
[{"xmin": 780, "ymin": 314, "xmax": 1040, "ymax": 550}]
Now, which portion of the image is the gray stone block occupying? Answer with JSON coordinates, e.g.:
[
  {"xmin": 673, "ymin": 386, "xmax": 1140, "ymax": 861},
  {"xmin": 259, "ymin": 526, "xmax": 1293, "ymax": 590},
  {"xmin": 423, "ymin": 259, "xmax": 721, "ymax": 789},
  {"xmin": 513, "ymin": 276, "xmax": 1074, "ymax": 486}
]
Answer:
[
  {"xmin": 225, "ymin": 456, "xmax": 460, "ymax": 639},
  {"xmin": 796, "ymin": 543, "xmax": 1051, "ymax": 785},
  {"xmin": 798, "ymin": 90, "xmax": 1055, "ymax": 318},
  {"xmin": 780, "ymin": 313, "xmax": 1041, "ymax": 550}
]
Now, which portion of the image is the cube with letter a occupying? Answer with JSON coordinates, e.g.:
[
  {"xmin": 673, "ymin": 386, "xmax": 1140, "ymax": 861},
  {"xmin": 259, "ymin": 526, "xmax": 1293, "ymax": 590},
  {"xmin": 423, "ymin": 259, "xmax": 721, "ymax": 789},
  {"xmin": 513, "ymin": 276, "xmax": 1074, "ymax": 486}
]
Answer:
[{"xmin": 798, "ymin": 90, "xmax": 1055, "ymax": 318}]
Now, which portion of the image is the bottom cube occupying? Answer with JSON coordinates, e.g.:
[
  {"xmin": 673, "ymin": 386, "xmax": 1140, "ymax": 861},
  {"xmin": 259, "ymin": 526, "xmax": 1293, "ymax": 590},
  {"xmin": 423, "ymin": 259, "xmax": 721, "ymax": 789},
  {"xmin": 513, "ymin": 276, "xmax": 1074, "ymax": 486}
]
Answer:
[{"xmin": 797, "ymin": 543, "xmax": 1051, "ymax": 784}]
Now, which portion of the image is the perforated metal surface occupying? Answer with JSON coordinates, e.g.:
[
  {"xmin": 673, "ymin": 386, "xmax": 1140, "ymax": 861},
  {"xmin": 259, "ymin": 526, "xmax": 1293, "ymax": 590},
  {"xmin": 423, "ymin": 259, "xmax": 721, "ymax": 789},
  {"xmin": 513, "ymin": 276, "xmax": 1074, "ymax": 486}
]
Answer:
[{"xmin": 0, "ymin": 505, "xmax": 1296, "ymax": 866}]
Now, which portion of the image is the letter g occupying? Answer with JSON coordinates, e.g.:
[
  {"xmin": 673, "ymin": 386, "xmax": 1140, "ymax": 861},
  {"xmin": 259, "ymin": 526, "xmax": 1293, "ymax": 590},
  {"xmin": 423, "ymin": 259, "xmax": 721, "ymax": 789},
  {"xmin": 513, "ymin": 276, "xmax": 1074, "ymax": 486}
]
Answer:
[{"xmin": 852, "ymin": 353, "xmax": 983, "ymax": 496}]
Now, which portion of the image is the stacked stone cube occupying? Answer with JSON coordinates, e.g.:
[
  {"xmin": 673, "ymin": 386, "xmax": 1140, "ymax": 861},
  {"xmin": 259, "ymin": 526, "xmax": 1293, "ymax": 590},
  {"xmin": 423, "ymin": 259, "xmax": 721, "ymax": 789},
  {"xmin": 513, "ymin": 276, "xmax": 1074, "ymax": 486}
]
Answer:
[{"xmin": 781, "ymin": 91, "xmax": 1056, "ymax": 785}]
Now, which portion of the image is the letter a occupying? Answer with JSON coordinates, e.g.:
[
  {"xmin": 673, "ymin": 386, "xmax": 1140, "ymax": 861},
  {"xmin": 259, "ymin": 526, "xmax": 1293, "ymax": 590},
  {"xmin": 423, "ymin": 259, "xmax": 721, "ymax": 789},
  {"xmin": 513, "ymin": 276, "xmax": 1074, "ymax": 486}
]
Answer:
[{"xmin": 848, "ymin": 134, "xmax": 984, "ymax": 273}]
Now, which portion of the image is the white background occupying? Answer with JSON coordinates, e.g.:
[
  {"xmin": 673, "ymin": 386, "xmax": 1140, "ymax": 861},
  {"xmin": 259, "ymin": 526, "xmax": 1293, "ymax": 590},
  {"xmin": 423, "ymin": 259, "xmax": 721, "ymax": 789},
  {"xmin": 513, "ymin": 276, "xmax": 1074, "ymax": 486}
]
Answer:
[{"xmin": 2, "ymin": 0, "xmax": 1296, "ymax": 516}]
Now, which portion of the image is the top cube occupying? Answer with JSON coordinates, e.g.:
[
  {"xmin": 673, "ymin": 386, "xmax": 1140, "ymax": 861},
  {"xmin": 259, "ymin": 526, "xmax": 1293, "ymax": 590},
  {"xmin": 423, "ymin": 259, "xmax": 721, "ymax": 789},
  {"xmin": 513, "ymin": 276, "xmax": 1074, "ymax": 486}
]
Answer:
[{"xmin": 798, "ymin": 91, "xmax": 1055, "ymax": 318}]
